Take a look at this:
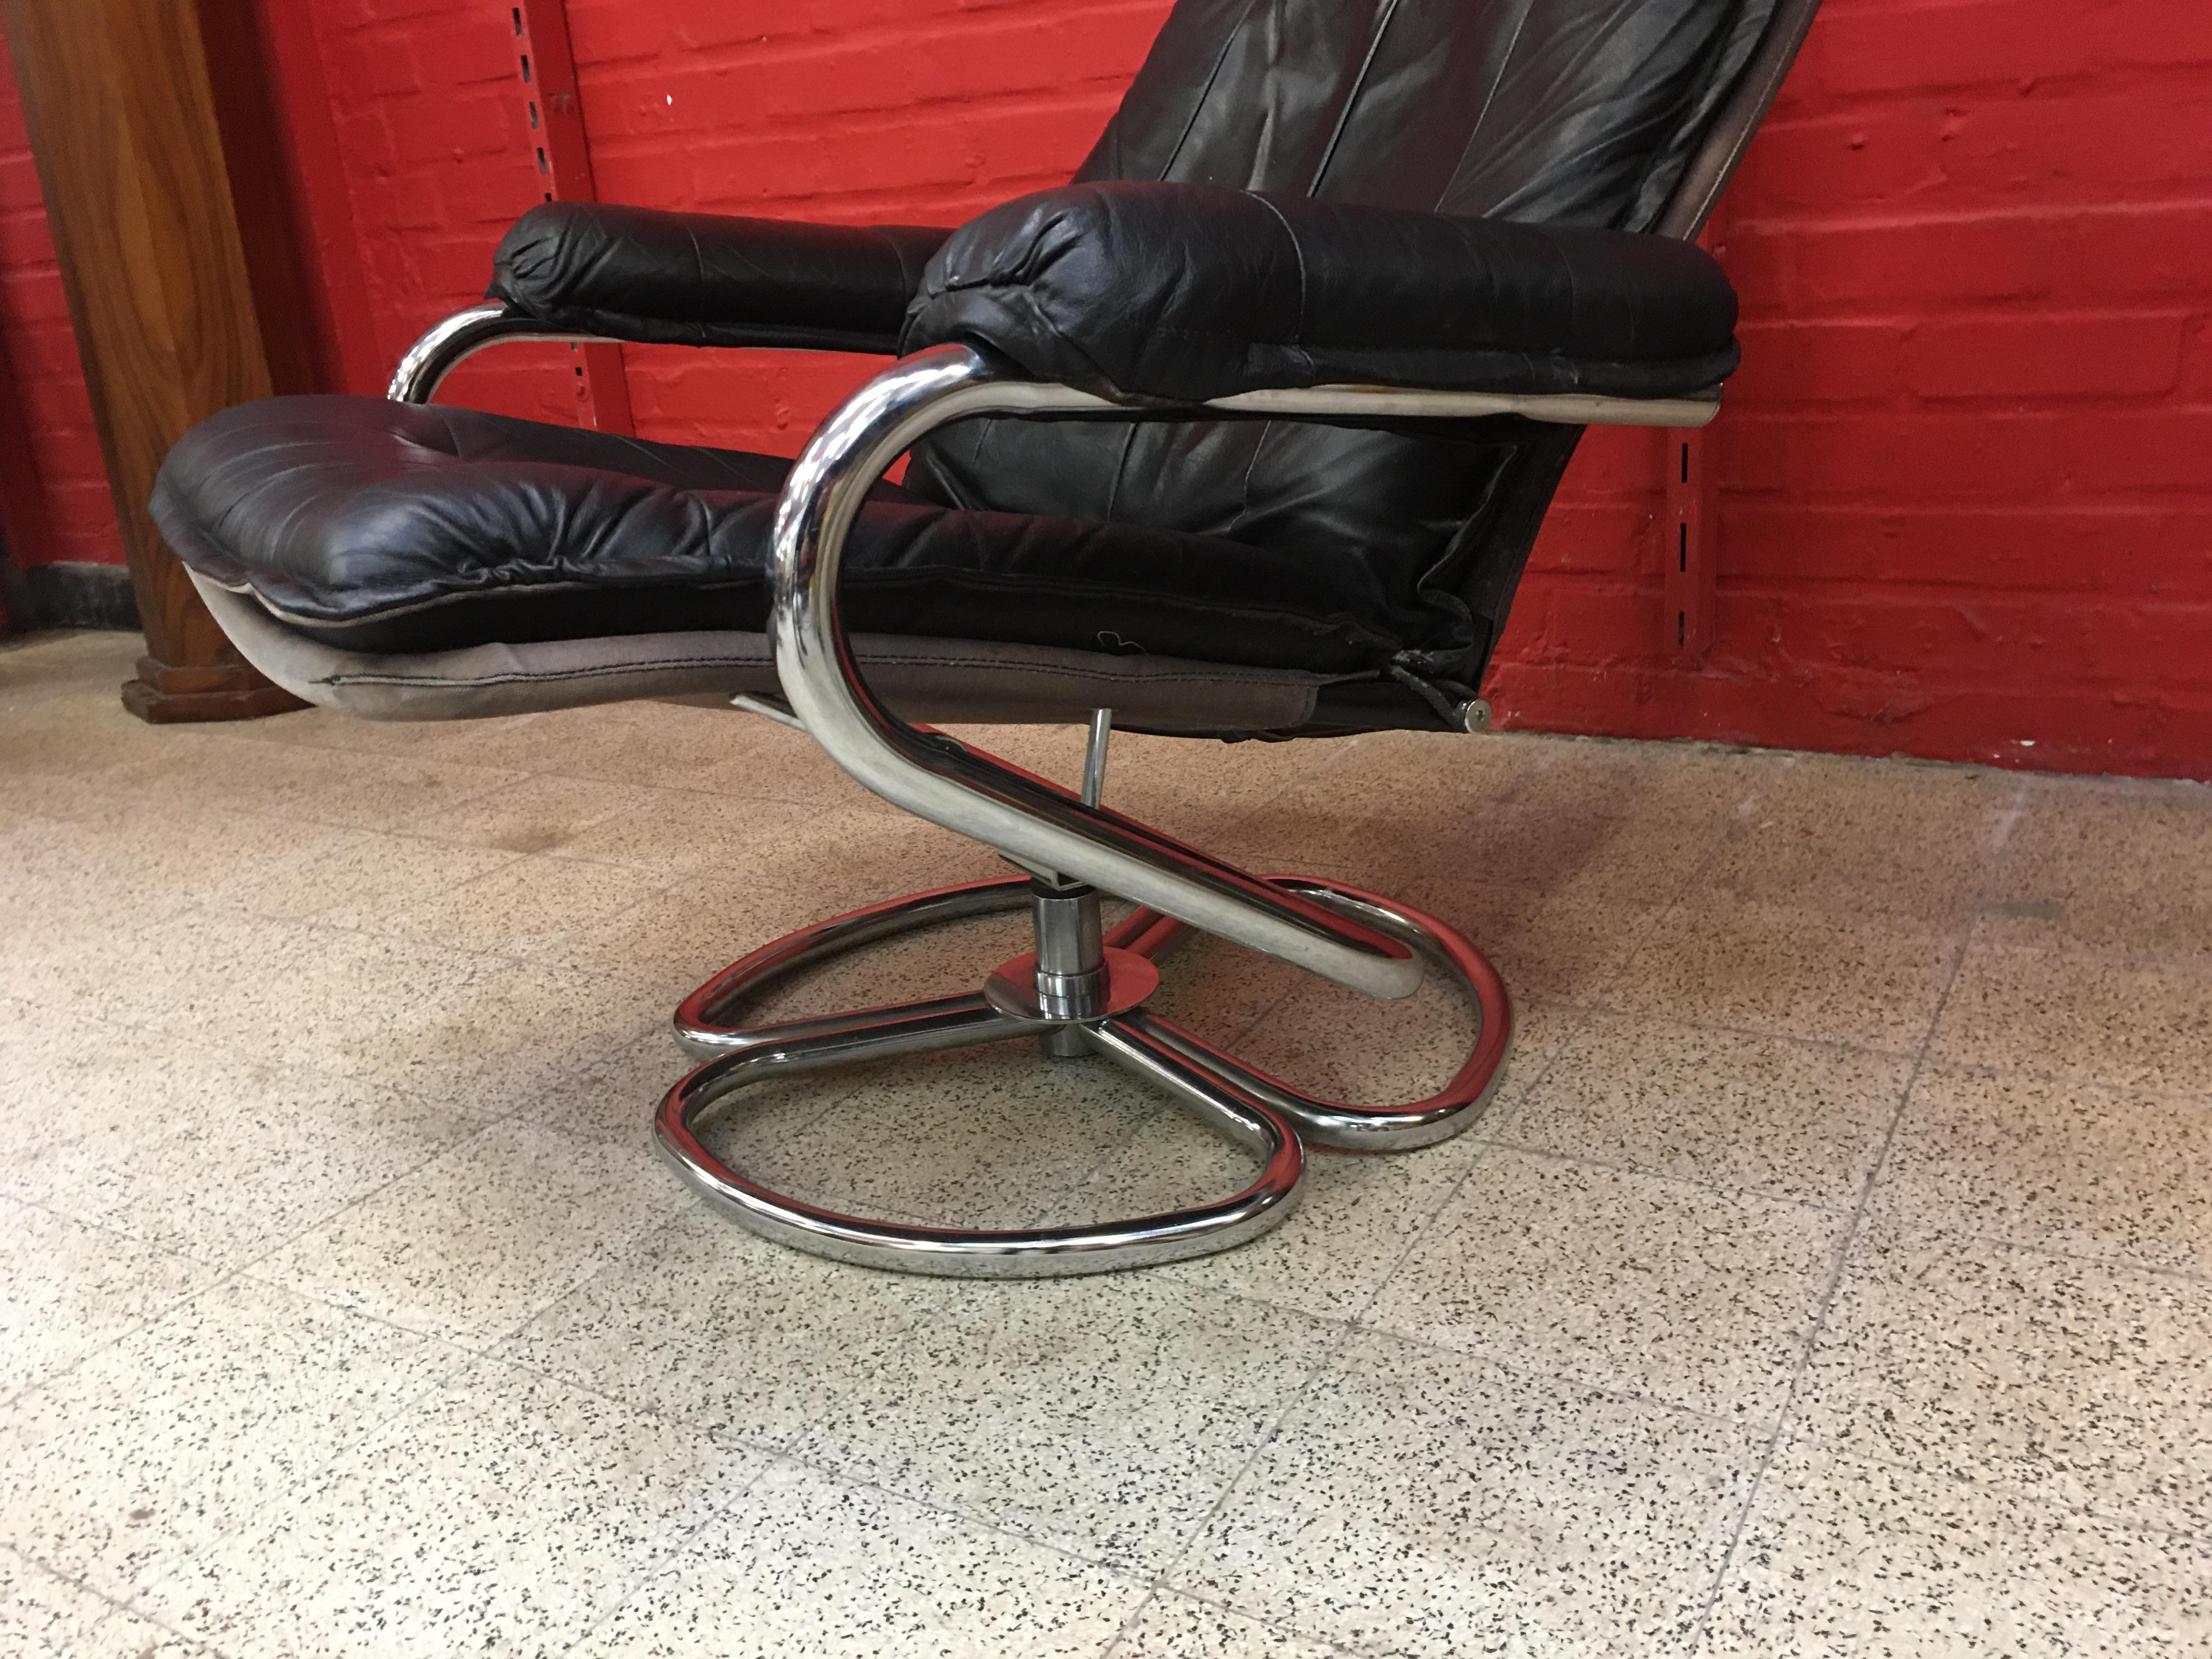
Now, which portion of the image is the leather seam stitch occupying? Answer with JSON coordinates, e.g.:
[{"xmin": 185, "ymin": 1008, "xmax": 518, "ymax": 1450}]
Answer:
[{"xmin": 1248, "ymin": 194, "xmax": 1310, "ymax": 358}]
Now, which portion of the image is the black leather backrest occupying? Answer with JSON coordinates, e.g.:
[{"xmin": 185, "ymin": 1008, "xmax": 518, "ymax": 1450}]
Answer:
[
  {"xmin": 1079, "ymin": 0, "xmax": 1773, "ymax": 228},
  {"xmin": 908, "ymin": 0, "xmax": 1785, "ymax": 691}
]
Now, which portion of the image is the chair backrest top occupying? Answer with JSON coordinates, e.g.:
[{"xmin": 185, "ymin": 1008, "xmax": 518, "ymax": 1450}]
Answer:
[{"xmin": 1077, "ymin": 0, "xmax": 1809, "ymax": 235}]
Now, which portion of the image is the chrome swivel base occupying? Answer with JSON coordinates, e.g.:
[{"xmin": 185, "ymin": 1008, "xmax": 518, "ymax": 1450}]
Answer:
[{"xmin": 652, "ymin": 873, "xmax": 1513, "ymax": 1278}]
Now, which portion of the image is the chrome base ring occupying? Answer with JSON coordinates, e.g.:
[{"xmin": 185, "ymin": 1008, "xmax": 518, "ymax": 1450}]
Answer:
[{"xmin": 652, "ymin": 874, "xmax": 1512, "ymax": 1277}]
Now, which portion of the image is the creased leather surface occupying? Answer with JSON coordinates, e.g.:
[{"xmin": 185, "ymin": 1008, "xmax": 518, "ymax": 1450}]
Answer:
[
  {"xmin": 1075, "ymin": 0, "xmax": 1775, "ymax": 225},
  {"xmin": 151, "ymin": 396, "xmax": 1417, "ymax": 669},
  {"xmin": 906, "ymin": 0, "xmax": 1778, "ymax": 687},
  {"xmin": 905, "ymin": 180, "xmax": 1737, "ymax": 400},
  {"xmin": 489, "ymin": 202, "xmax": 950, "ymax": 351}
]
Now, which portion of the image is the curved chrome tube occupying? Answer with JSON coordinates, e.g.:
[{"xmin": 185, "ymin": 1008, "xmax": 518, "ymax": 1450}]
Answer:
[
  {"xmin": 388, "ymin": 303, "xmax": 613, "ymax": 404},
  {"xmin": 1108, "ymin": 878, "xmax": 1515, "ymax": 1150},
  {"xmin": 650, "ymin": 868, "xmax": 1512, "ymax": 1272},
  {"xmin": 658, "ymin": 1028, "xmax": 1304, "ymax": 1276},
  {"xmin": 652, "ymin": 873, "xmax": 1305, "ymax": 1277},
  {"xmin": 769, "ymin": 345, "xmax": 1426, "ymax": 1001}
]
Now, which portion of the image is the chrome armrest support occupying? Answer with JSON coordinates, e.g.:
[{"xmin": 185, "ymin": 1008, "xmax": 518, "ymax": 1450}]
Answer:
[
  {"xmin": 388, "ymin": 303, "xmax": 1724, "ymax": 432},
  {"xmin": 771, "ymin": 345, "xmax": 1432, "ymax": 1000},
  {"xmin": 771, "ymin": 345, "xmax": 1717, "ymax": 1000},
  {"xmin": 388, "ymin": 303, "xmax": 617, "ymax": 404},
  {"xmin": 1209, "ymin": 382, "xmax": 1719, "ymax": 427}
]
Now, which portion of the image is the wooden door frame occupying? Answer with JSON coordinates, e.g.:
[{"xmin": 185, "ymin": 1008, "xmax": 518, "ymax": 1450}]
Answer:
[{"xmin": 3, "ymin": 0, "xmax": 318, "ymax": 718}]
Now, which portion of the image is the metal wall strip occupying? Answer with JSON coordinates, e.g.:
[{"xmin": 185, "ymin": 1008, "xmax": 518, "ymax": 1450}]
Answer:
[{"xmin": 508, "ymin": 0, "xmax": 634, "ymax": 436}]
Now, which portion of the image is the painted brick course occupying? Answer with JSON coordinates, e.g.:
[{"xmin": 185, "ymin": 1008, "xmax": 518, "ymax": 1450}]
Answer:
[
  {"xmin": 0, "ymin": 35, "xmax": 122, "ymax": 571},
  {"xmin": 1, "ymin": 0, "xmax": 2206, "ymax": 778}
]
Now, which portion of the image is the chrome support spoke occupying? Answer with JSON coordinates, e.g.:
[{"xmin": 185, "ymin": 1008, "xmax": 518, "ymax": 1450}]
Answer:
[
  {"xmin": 1082, "ymin": 1015, "xmax": 1300, "ymax": 1169},
  {"xmin": 687, "ymin": 991, "xmax": 1026, "ymax": 1075},
  {"xmin": 676, "ymin": 875, "xmax": 1032, "ymax": 1058}
]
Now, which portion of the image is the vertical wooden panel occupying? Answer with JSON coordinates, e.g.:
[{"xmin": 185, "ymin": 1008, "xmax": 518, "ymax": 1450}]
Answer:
[{"xmin": 3, "ymin": 0, "xmax": 303, "ymax": 718}]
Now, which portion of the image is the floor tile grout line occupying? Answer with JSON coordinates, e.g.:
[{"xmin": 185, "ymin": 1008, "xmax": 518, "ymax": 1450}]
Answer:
[
  {"xmin": 1327, "ymin": 823, "xmax": 1748, "ymax": 1350},
  {"xmin": 523, "ymin": 1229, "xmax": 1773, "ymax": 1449},
  {"xmin": 1340, "ymin": 1317, "xmax": 1786, "ymax": 1440},
  {"xmin": 9, "ymin": 1101, "xmax": 693, "ymax": 1442},
  {"xmin": 0, "ymin": 1198, "xmax": 260, "ymax": 1415},
  {"xmin": 1542, "ymin": 994, "xmax": 1943, "ymax": 1062},
  {"xmin": 467, "ymin": 1248, "xmax": 1694, "ymax": 1659},
  {"xmin": 2, "ymin": 809, "xmax": 2021, "ymax": 1404},
  {"xmin": 1685, "ymin": 871, "xmax": 1995, "ymax": 1647},
  {"xmin": 16, "ymin": 1001, "xmax": 673, "ymax": 1295},
  {"xmin": 9, "ymin": 1213, "xmax": 554, "ymax": 1624},
  {"xmin": 1133, "ymin": 1579, "xmax": 1422, "ymax": 1659},
  {"xmin": 0, "ymin": 1539, "xmax": 239, "ymax": 1659},
  {"xmin": 1091, "ymin": 1581, "xmax": 1384, "ymax": 1659},
  {"xmin": 112, "ymin": 1312, "xmax": 761, "ymax": 1647},
  {"xmin": 1336, "ymin": 1035, "xmax": 1590, "ymax": 1340},
  {"xmin": 1106, "ymin": 1314, "xmax": 1374, "ymax": 1658},
  {"xmin": 546, "ymin": 1448, "xmax": 790, "ymax": 1658},
  {"xmin": 23, "ymin": 1163, "xmax": 1758, "ymax": 1644},
  {"xmin": 1549, "ymin": 779, "xmax": 1767, "ymax": 996},
  {"xmin": 1774, "ymin": 1418, "xmax": 2212, "ymax": 1555},
  {"xmin": 1468, "ymin": 1132, "xmax": 1865, "ymax": 1215},
  {"xmin": 35, "ymin": 1099, "xmax": 1781, "ymax": 1646},
  {"xmin": 718, "ymin": 1446, "xmax": 1157, "ymax": 1576},
  {"xmin": 218, "ymin": 1177, "xmax": 696, "ymax": 1359},
  {"xmin": 1874, "ymin": 1225, "xmax": 2212, "ymax": 1286},
  {"xmin": 1090, "ymin": 1584, "xmax": 1168, "ymax": 1657},
  {"xmin": 5, "ymin": 892, "xmax": 687, "ymax": 1058}
]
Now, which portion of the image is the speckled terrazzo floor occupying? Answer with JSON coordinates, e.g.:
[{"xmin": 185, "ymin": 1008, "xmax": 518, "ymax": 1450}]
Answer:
[{"xmin": 4, "ymin": 626, "xmax": 2210, "ymax": 1658}]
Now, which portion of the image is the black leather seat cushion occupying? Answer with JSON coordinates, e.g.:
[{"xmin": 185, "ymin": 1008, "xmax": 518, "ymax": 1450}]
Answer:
[{"xmin": 151, "ymin": 396, "xmax": 1430, "ymax": 668}]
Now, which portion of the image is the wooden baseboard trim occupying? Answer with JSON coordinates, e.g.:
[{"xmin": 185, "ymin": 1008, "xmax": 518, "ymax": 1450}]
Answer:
[{"xmin": 4, "ymin": 560, "xmax": 141, "ymax": 631}]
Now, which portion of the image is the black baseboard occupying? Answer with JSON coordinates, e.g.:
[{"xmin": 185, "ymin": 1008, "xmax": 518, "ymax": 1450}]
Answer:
[{"xmin": 3, "ymin": 561, "xmax": 140, "ymax": 632}]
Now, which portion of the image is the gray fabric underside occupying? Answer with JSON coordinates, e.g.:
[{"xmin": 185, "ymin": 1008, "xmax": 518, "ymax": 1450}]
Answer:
[{"xmin": 192, "ymin": 573, "xmax": 1327, "ymax": 733}]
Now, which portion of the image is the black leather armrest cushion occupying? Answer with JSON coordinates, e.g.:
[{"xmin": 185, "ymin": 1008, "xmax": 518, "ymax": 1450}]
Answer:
[
  {"xmin": 901, "ymin": 182, "xmax": 1740, "ymax": 402},
  {"xmin": 489, "ymin": 202, "xmax": 952, "ymax": 353}
]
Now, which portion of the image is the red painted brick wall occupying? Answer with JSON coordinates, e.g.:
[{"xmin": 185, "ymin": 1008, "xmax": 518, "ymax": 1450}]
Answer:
[
  {"xmin": 6, "ymin": 2, "xmax": 2209, "ymax": 778},
  {"xmin": 0, "ymin": 30, "xmax": 123, "ymax": 569},
  {"xmin": 1497, "ymin": 0, "xmax": 2212, "ymax": 777}
]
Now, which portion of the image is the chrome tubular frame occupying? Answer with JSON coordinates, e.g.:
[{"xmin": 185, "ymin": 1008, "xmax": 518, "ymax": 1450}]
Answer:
[
  {"xmin": 388, "ymin": 303, "xmax": 581, "ymax": 404},
  {"xmin": 385, "ymin": 314, "xmax": 1717, "ymax": 1275},
  {"xmin": 768, "ymin": 344, "xmax": 1435, "ymax": 1001},
  {"xmin": 391, "ymin": 303, "xmax": 1723, "ymax": 430},
  {"xmin": 652, "ymin": 870, "xmax": 1510, "ymax": 1277}
]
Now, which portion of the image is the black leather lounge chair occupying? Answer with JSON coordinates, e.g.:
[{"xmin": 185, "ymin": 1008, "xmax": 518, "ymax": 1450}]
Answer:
[{"xmin": 154, "ymin": 0, "xmax": 1821, "ymax": 1276}]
